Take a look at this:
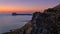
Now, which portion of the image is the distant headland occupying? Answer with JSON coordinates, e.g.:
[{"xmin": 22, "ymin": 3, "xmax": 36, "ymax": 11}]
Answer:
[{"xmin": 12, "ymin": 13, "xmax": 32, "ymax": 16}]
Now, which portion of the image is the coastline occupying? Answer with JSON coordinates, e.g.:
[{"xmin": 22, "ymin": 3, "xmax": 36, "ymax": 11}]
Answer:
[
  {"xmin": 2, "ymin": 20, "xmax": 32, "ymax": 34},
  {"xmin": 2, "ymin": 4, "xmax": 60, "ymax": 34}
]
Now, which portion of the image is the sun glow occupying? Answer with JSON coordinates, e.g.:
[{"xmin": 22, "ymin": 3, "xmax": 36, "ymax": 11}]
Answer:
[{"xmin": 0, "ymin": 5, "xmax": 43, "ymax": 12}]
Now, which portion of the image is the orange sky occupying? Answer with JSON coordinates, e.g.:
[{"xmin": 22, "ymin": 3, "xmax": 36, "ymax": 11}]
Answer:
[
  {"xmin": 0, "ymin": 0, "xmax": 60, "ymax": 12},
  {"xmin": 0, "ymin": 5, "xmax": 44, "ymax": 12}
]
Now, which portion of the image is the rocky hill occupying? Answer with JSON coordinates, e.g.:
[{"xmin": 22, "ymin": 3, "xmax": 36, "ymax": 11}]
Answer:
[{"xmin": 3, "ymin": 4, "xmax": 60, "ymax": 34}]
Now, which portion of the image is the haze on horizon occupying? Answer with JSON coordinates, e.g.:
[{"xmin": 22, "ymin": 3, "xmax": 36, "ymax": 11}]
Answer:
[{"xmin": 0, "ymin": 0, "xmax": 60, "ymax": 12}]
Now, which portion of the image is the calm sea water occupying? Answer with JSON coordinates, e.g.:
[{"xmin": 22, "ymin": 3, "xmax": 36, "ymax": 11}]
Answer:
[{"xmin": 0, "ymin": 14, "xmax": 32, "ymax": 33}]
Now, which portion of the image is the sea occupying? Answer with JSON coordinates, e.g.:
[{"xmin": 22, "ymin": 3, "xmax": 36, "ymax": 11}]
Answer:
[{"xmin": 0, "ymin": 13, "xmax": 32, "ymax": 33}]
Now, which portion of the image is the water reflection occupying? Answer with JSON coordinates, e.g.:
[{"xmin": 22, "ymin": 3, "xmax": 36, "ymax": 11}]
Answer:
[{"xmin": 0, "ymin": 15, "xmax": 32, "ymax": 33}]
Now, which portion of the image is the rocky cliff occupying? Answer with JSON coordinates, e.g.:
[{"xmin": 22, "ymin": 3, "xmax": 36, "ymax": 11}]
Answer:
[{"xmin": 3, "ymin": 4, "xmax": 60, "ymax": 34}]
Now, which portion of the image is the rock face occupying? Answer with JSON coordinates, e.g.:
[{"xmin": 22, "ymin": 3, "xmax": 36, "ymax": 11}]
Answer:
[
  {"xmin": 3, "ymin": 4, "xmax": 60, "ymax": 34},
  {"xmin": 31, "ymin": 4, "xmax": 60, "ymax": 34}
]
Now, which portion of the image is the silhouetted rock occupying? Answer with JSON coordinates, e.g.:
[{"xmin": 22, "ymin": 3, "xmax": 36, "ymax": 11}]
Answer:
[{"xmin": 12, "ymin": 12, "xmax": 17, "ymax": 16}]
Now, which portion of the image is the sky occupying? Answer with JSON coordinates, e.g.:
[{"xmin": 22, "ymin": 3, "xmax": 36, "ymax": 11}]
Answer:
[{"xmin": 0, "ymin": 0, "xmax": 60, "ymax": 12}]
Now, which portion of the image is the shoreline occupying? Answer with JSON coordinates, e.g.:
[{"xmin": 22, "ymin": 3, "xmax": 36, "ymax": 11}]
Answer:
[{"xmin": 2, "ymin": 20, "xmax": 32, "ymax": 34}]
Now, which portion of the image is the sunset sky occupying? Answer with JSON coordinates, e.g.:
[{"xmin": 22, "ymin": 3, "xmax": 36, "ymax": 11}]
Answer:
[{"xmin": 0, "ymin": 0, "xmax": 60, "ymax": 12}]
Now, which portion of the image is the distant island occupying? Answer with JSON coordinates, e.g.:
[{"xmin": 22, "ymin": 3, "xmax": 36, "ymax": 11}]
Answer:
[{"xmin": 12, "ymin": 13, "xmax": 32, "ymax": 16}]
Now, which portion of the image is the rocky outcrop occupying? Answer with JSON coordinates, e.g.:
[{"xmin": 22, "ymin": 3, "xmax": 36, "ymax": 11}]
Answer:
[
  {"xmin": 3, "ymin": 4, "xmax": 60, "ymax": 34},
  {"xmin": 30, "ymin": 4, "xmax": 60, "ymax": 34}
]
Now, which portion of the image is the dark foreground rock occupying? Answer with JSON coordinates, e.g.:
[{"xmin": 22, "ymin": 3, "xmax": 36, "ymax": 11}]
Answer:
[{"xmin": 3, "ymin": 4, "xmax": 60, "ymax": 34}]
